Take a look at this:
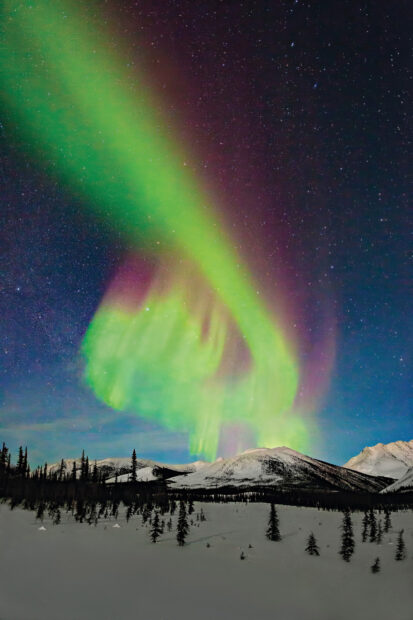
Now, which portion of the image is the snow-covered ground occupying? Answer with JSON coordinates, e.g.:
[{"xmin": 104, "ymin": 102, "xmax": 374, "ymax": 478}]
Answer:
[{"xmin": 0, "ymin": 502, "xmax": 412, "ymax": 620}]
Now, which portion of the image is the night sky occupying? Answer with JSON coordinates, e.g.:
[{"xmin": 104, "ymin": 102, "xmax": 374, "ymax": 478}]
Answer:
[{"xmin": 1, "ymin": 0, "xmax": 411, "ymax": 467}]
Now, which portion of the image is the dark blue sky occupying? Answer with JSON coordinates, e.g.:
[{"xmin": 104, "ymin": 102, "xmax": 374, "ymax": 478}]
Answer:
[{"xmin": 1, "ymin": 0, "xmax": 411, "ymax": 467}]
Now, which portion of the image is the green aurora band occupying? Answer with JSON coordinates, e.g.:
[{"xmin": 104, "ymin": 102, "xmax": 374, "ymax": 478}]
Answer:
[{"xmin": 2, "ymin": 0, "xmax": 310, "ymax": 459}]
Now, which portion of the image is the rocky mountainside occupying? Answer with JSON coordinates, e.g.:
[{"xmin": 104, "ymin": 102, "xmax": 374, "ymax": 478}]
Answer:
[
  {"xmin": 167, "ymin": 447, "xmax": 393, "ymax": 492},
  {"xmin": 344, "ymin": 440, "xmax": 413, "ymax": 479}
]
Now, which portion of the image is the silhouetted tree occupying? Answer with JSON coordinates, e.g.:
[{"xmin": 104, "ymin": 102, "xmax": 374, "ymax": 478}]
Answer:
[
  {"xmin": 339, "ymin": 509, "xmax": 355, "ymax": 562},
  {"xmin": 92, "ymin": 460, "xmax": 98, "ymax": 483},
  {"xmin": 371, "ymin": 557, "xmax": 380, "ymax": 573},
  {"xmin": 306, "ymin": 532, "xmax": 320, "ymax": 556},
  {"xmin": 71, "ymin": 461, "xmax": 77, "ymax": 482},
  {"xmin": 17, "ymin": 446, "xmax": 24, "ymax": 475},
  {"xmin": 361, "ymin": 511, "xmax": 369, "ymax": 542},
  {"xmin": 23, "ymin": 447, "xmax": 28, "ymax": 477},
  {"xmin": 395, "ymin": 530, "xmax": 406, "ymax": 561},
  {"xmin": 131, "ymin": 449, "xmax": 138, "ymax": 482},
  {"xmin": 84, "ymin": 456, "xmax": 89, "ymax": 481},
  {"xmin": 150, "ymin": 512, "xmax": 162, "ymax": 543},
  {"xmin": 266, "ymin": 503, "xmax": 281, "ymax": 541},
  {"xmin": 368, "ymin": 509, "xmax": 377, "ymax": 542},
  {"xmin": 383, "ymin": 508, "xmax": 392, "ymax": 533},
  {"xmin": 376, "ymin": 520, "xmax": 383, "ymax": 544},
  {"xmin": 58, "ymin": 459, "xmax": 65, "ymax": 482},
  {"xmin": 177, "ymin": 500, "xmax": 189, "ymax": 546}
]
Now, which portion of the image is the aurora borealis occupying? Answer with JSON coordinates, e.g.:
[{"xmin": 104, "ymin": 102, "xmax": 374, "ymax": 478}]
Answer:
[
  {"xmin": 0, "ymin": 1, "xmax": 410, "ymax": 466},
  {"xmin": 2, "ymin": 0, "xmax": 308, "ymax": 460}
]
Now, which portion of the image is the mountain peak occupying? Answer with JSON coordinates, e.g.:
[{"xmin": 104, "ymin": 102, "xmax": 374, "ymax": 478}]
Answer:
[{"xmin": 344, "ymin": 439, "xmax": 413, "ymax": 479}]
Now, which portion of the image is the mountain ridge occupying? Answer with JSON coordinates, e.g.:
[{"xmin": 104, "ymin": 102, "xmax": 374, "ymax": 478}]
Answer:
[{"xmin": 343, "ymin": 439, "xmax": 413, "ymax": 479}]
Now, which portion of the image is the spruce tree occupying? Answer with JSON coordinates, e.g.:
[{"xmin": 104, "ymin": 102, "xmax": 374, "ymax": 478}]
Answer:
[
  {"xmin": 176, "ymin": 500, "xmax": 189, "ymax": 546},
  {"xmin": 383, "ymin": 508, "xmax": 392, "ymax": 533},
  {"xmin": 92, "ymin": 461, "xmax": 98, "ymax": 483},
  {"xmin": 376, "ymin": 520, "xmax": 383, "ymax": 544},
  {"xmin": 361, "ymin": 511, "xmax": 369, "ymax": 542},
  {"xmin": 0, "ymin": 443, "xmax": 8, "ymax": 478},
  {"xmin": 339, "ymin": 509, "xmax": 355, "ymax": 562},
  {"xmin": 150, "ymin": 512, "xmax": 162, "ymax": 543},
  {"xmin": 84, "ymin": 456, "xmax": 89, "ymax": 481},
  {"xmin": 305, "ymin": 532, "xmax": 320, "ymax": 556},
  {"xmin": 58, "ymin": 459, "xmax": 65, "ymax": 482},
  {"xmin": 131, "ymin": 449, "xmax": 138, "ymax": 482},
  {"xmin": 395, "ymin": 530, "xmax": 406, "ymax": 561},
  {"xmin": 71, "ymin": 460, "xmax": 77, "ymax": 482},
  {"xmin": 368, "ymin": 509, "xmax": 377, "ymax": 542},
  {"xmin": 23, "ymin": 447, "xmax": 28, "ymax": 477},
  {"xmin": 371, "ymin": 557, "xmax": 380, "ymax": 573},
  {"xmin": 17, "ymin": 446, "xmax": 24, "ymax": 475},
  {"xmin": 266, "ymin": 503, "xmax": 281, "ymax": 541}
]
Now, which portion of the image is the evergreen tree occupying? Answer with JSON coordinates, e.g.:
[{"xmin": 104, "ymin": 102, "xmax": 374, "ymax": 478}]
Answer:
[
  {"xmin": 383, "ymin": 508, "xmax": 392, "ymax": 533},
  {"xmin": 36, "ymin": 501, "xmax": 45, "ymax": 521},
  {"xmin": 150, "ymin": 511, "xmax": 163, "ymax": 543},
  {"xmin": 339, "ymin": 509, "xmax": 355, "ymax": 562},
  {"xmin": 58, "ymin": 459, "xmax": 65, "ymax": 482},
  {"xmin": 376, "ymin": 520, "xmax": 383, "ymax": 544},
  {"xmin": 0, "ymin": 442, "xmax": 8, "ymax": 475},
  {"xmin": 43, "ymin": 463, "xmax": 48, "ymax": 480},
  {"xmin": 80, "ymin": 450, "xmax": 85, "ymax": 481},
  {"xmin": 361, "ymin": 511, "xmax": 369, "ymax": 542},
  {"xmin": 305, "ymin": 532, "xmax": 320, "ymax": 556},
  {"xmin": 71, "ymin": 460, "xmax": 77, "ymax": 482},
  {"xmin": 53, "ymin": 508, "xmax": 61, "ymax": 525},
  {"xmin": 371, "ymin": 557, "xmax": 380, "ymax": 573},
  {"xmin": 23, "ymin": 447, "xmax": 28, "ymax": 477},
  {"xmin": 84, "ymin": 456, "xmax": 89, "ymax": 481},
  {"xmin": 266, "ymin": 503, "xmax": 281, "ymax": 541},
  {"xmin": 187, "ymin": 498, "xmax": 194, "ymax": 515},
  {"xmin": 176, "ymin": 500, "xmax": 189, "ymax": 546},
  {"xmin": 17, "ymin": 446, "xmax": 24, "ymax": 475},
  {"xmin": 131, "ymin": 449, "xmax": 138, "ymax": 482},
  {"xmin": 92, "ymin": 460, "xmax": 98, "ymax": 483},
  {"xmin": 395, "ymin": 530, "xmax": 406, "ymax": 561},
  {"xmin": 369, "ymin": 509, "xmax": 377, "ymax": 542}
]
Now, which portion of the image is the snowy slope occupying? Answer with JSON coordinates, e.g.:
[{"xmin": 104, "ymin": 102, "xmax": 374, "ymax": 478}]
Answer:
[
  {"xmin": 344, "ymin": 440, "xmax": 413, "ymax": 479},
  {"xmin": 168, "ymin": 447, "xmax": 392, "ymax": 492},
  {"xmin": 381, "ymin": 467, "xmax": 413, "ymax": 493}
]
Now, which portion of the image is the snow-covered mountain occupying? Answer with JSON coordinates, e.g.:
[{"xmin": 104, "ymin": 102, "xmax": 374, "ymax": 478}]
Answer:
[
  {"xmin": 167, "ymin": 447, "xmax": 392, "ymax": 492},
  {"xmin": 381, "ymin": 467, "xmax": 413, "ymax": 493},
  {"xmin": 48, "ymin": 457, "xmax": 208, "ymax": 481},
  {"xmin": 344, "ymin": 440, "xmax": 413, "ymax": 479}
]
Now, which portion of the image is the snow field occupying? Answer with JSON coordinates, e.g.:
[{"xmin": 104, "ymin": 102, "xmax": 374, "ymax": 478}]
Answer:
[{"xmin": 0, "ymin": 502, "xmax": 412, "ymax": 620}]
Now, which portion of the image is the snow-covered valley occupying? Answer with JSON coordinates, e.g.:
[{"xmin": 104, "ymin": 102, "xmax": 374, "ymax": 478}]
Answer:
[{"xmin": 0, "ymin": 502, "xmax": 412, "ymax": 620}]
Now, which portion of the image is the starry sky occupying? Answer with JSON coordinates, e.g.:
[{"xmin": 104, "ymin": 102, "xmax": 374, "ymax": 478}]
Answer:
[{"xmin": 1, "ymin": 0, "xmax": 411, "ymax": 467}]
